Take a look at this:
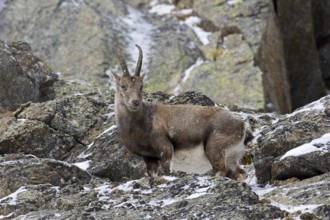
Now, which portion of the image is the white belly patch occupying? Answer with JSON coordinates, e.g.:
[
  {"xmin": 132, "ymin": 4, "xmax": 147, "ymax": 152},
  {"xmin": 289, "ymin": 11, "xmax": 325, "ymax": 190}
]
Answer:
[{"xmin": 171, "ymin": 144, "xmax": 212, "ymax": 174}]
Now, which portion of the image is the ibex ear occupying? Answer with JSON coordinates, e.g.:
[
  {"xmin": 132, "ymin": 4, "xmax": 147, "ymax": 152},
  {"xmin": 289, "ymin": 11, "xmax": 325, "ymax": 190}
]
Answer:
[{"xmin": 112, "ymin": 72, "xmax": 121, "ymax": 82}]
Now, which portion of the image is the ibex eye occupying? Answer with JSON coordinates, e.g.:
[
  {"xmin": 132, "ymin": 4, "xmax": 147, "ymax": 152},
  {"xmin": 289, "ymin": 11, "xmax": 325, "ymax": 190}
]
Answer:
[{"xmin": 121, "ymin": 85, "xmax": 126, "ymax": 89}]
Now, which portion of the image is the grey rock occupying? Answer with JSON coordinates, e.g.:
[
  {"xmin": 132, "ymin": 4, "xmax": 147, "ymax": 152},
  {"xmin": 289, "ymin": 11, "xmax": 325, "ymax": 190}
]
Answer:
[
  {"xmin": 0, "ymin": 117, "xmax": 79, "ymax": 159},
  {"xmin": 0, "ymin": 41, "xmax": 58, "ymax": 111},
  {"xmin": 261, "ymin": 172, "xmax": 330, "ymax": 219},
  {"xmin": 193, "ymin": 0, "xmax": 269, "ymax": 55},
  {"xmin": 2, "ymin": 173, "xmax": 287, "ymax": 220},
  {"xmin": 254, "ymin": 95, "xmax": 330, "ymax": 184},
  {"xmin": 0, "ymin": 154, "xmax": 91, "ymax": 198},
  {"xmin": 72, "ymin": 127, "xmax": 146, "ymax": 182},
  {"xmin": 167, "ymin": 91, "xmax": 215, "ymax": 106},
  {"xmin": 180, "ymin": 34, "xmax": 264, "ymax": 109},
  {"xmin": 15, "ymin": 92, "xmax": 110, "ymax": 144},
  {"xmin": 272, "ymin": 149, "xmax": 330, "ymax": 181}
]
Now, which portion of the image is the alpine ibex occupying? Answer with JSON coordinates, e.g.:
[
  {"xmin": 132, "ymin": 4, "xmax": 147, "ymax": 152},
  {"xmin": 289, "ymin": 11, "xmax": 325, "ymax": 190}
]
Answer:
[{"xmin": 112, "ymin": 45, "xmax": 252, "ymax": 181}]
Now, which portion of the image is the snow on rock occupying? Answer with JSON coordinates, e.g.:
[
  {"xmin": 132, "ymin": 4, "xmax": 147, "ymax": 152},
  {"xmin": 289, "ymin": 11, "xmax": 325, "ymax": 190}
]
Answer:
[
  {"xmin": 73, "ymin": 160, "xmax": 91, "ymax": 171},
  {"xmin": 148, "ymin": 1, "xmax": 211, "ymax": 45},
  {"xmin": 149, "ymin": 3, "xmax": 175, "ymax": 15},
  {"xmin": 123, "ymin": 6, "xmax": 155, "ymax": 72},
  {"xmin": 0, "ymin": 187, "xmax": 27, "ymax": 205},
  {"xmin": 280, "ymin": 133, "xmax": 330, "ymax": 160},
  {"xmin": 285, "ymin": 95, "xmax": 326, "ymax": 118},
  {"xmin": 173, "ymin": 57, "xmax": 205, "ymax": 95},
  {"xmin": 183, "ymin": 16, "xmax": 211, "ymax": 45}
]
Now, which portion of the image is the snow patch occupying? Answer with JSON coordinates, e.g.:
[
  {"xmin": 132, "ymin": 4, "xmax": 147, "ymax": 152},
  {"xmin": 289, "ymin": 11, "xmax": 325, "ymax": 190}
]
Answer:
[
  {"xmin": 123, "ymin": 6, "xmax": 154, "ymax": 72},
  {"xmin": 149, "ymin": 4, "xmax": 175, "ymax": 15},
  {"xmin": 96, "ymin": 125, "xmax": 117, "ymax": 138},
  {"xmin": 271, "ymin": 201, "xmax": 322, "ymax": 214},
  {"xmin": 148, "ymin": 198, "xmax": 178, "ymax": 208},
  {"xmin": 116, "ymin": 180, "xmax": 135, "ymax": 192},
  {"xmin": 0, "ymin": 187, "xmax": 27, "ymax": 205},
  {"xmin": 173, "ymin": 57, "xmax": 205, "ymax": 95},
  {"xmin": 77, "ymin": 142, "xmax": 94, "ymax": 159},
  {"xmin": 172, "ymin": 8, "xmax": 193, "ymax": 16},
  {"xmin": 246, "ymin": 166, "xmax": 277, "ymax": 197},
  {"xmin": 227, "ymin": 0, "xmax": 243, "ymax": 5},
  {"xmin": 286, "ymin": 97, "xmax": 325, "ymax": 118},
  {"xmin": 60, "ymin": 0, "xmax": 84, "ymax": 8},
  {"xmin": 163, "ymin": 175, "xmax": 178, "ymax": 181},
  {"xmin": 95, "ymin": 183, "xmax": 113, "ymax": 202},
  {"xmin": 183, "ymin": 16, "xmax": 211, "ymax": 45},
  {"xmin": 73, "ymin": 160, "xmax": 91, "ymax": 171},
  {"xmin": 185, "ymin": 176, "xmax": 214, "ymax": 200},
  {"xmin": 280, "ymin": 133, "xmax": 330, "ymax": 160}
]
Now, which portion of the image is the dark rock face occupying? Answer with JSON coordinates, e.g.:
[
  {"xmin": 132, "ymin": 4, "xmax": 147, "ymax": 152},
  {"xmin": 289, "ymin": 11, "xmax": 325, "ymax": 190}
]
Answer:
[
  {"xmin": 259, "ymin": 0, "xmax": 329, "ymax": 113},
  {"xmin": 277, "ymin": 0, "xmax": 326, "ymax": 110},
  {"xmin": 0, "ymin": 41, "xmax": 58, "ymax": 111},
  {"xmin": 312, "ymin": 0, "xmax": 330, "ymax": 89},
  {"xmin": 257, "ymin": 1, "xmax": 291, "ymax": 113}
]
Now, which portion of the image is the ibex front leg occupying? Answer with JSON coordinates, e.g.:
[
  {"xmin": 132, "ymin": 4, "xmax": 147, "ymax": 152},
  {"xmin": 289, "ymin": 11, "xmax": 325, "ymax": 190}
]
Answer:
[
  {"xmin": 143, "ymin": 157, "xmax": 159, "ymax": 178},
  {"xmin": 152, "ymin": 137, "xmax": 173, "ymax": 175}
]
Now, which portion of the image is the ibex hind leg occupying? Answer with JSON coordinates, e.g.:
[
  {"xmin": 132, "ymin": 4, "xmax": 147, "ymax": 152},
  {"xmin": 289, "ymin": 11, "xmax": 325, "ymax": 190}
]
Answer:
[{"xmin": 204, "ymin": 138, "xmax": 228, "ymax": 177}]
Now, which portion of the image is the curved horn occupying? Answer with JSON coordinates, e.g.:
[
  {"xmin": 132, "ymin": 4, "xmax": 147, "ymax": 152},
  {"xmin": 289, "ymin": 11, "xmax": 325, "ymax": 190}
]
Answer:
[
  {"xmin": 134, "ymin": 44, "xmax": 143, "ymax": 76},
  {"xmin": 116, "ymin": 53, "xmax": 130, "ymax": 77}
]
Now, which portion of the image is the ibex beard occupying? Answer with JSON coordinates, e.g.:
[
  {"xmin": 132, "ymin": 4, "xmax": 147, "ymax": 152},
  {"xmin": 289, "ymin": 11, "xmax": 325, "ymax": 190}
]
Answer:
[{"xmin": 112, "ymin": 45, "xmax": 251, "ymax": 181}]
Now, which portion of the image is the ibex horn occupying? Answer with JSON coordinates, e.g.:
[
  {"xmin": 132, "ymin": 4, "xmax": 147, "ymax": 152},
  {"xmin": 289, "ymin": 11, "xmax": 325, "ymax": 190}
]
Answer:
[
  {"xmin": 116, "ymin": 52, "xmax": 130, "ymax": 77},
  {"xmin": 134, "ymin": 44, "xmax": 143, "ymax": 77}
]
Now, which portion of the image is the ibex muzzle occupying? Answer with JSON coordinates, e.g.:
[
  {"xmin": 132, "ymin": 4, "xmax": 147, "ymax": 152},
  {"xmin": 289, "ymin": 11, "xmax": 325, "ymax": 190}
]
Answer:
[{"xmin": 112, "ymin": 45, "xmax": 251, "ymax": 181}]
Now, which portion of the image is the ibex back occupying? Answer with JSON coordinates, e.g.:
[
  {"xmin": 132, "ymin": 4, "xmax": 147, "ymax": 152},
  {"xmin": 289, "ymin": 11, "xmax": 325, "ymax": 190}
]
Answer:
[{"xmin": 112, "ymin": 45, "xmax": 251, "ymax": 181}]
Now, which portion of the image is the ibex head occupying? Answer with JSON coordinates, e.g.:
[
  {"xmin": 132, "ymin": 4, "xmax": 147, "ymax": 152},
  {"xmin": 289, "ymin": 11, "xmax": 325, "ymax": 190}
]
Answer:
[{"xmin": 112, "ymin": 44, "xmax": 144, "ymax": 112}]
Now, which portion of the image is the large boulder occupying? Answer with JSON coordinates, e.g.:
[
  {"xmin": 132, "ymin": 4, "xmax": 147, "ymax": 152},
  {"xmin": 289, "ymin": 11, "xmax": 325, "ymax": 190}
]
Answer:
[
  {"xmin": 259, "ymin": 0, "xmax": 329, "ymax": 112},
  {"xmin": 276, "ymin": 0, "xmax": 326, "ymax": 110},
  {"xmin": 71, "ymin": 127, "xmax": 146, "ymax": 182},
  {"xmin": 0, "ymin": 154, "xmax": 91, "ymax": 198},
  {"xmin": 0, "ymin": 117, "xmax": 80, "ymax": 159},
  {"xmin": 254, "ymin": 95, "xmax": 330, "ymax": 184},
  {"xmin": 0, "ymin": 41, "xmax": 58, "ymax": 111}
]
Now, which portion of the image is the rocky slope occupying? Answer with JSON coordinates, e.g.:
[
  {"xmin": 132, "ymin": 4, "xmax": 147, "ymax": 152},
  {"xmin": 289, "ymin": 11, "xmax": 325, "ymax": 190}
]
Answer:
[
  {"xmin": 0, "ymin": 0, "xmax": 267, "ymax": 110},
  {"xmin": 0, "ymin": 41, "xmax": 330, "ymax": 219}
]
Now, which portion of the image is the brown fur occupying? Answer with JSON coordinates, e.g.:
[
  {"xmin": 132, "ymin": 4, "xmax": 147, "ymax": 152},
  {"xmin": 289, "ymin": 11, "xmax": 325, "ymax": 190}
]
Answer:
[{"xmin": 112, "ymin": 45, "xmax": 249, "ymax": 180}]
